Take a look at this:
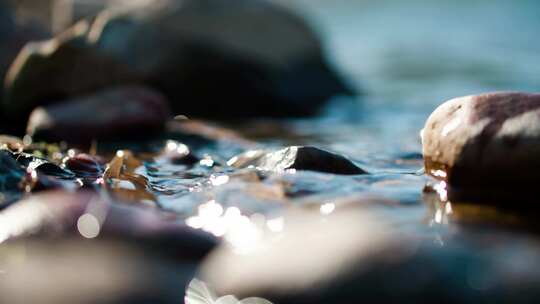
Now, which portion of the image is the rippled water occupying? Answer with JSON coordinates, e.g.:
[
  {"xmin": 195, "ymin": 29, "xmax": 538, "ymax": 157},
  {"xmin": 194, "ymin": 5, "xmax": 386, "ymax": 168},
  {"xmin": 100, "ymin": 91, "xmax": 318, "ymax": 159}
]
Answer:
[
  {"xmin": 129, "ymin": 0, "xmax": 540, "ymax": 251},
  {"xmin": 2, "ymin": 2, "xmax": 540, "ymax": 302},
  {"xmin": 26, "ymin": 1, "xmax": 537, "ymax": 301}
]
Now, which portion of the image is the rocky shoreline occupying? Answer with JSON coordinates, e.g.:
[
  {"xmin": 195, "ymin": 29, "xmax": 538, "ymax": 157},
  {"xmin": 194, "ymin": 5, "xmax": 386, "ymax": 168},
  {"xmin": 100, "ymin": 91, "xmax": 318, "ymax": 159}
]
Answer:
[{"xmin": 1, "ymin": 1, "xmax": 540, "ymax": 304}]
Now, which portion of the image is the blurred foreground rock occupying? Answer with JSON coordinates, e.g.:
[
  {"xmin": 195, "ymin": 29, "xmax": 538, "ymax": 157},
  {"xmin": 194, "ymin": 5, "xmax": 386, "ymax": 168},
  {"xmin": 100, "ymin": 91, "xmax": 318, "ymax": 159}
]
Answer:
[
  {"xmin": 27, "ymin": 85, "xmax": 171, "ymax": 143},
  {"xmin": 228, "ymin": 146, "xmax": 366, "ymax": 175},
  {"xmin": 0, "ymin": 190, "xmax": 217, "ymax": 259},
  {"xmin": 201, "ymin": 210, "xmax": 540, "ymax": 303},
  {"xmin": 422, "ymin": 92, "xmax": 540, "ymax": 202},
  {"xmin": 5, "ymin": 0, "xmax": 352, "ymax": 120},
  {"xmin": 0, "ymin": 240, "xmax": 193, "ymax": 304}
]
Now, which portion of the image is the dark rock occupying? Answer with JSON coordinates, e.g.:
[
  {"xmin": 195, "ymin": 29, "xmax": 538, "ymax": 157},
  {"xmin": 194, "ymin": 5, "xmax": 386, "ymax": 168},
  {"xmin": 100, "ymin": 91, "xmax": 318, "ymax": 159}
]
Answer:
[
  {"xmin": 0, "ymin": 150, "xmax": 25, "ymax": 208},
  {"xmin": 0, "ymin": 3, "xmax": 17, "ymax": 80},
  {"xmin": 0, "ymin": 3, "xmax": 49, "ymax": 133},
  {"xmin": 422, "ymin": 92, "xmax": 540, "ymax": 201},
  {"xmin": 228, "ymin": 146, "xmax": 367, "ymax": 175},
  {"xmin": 0, "ymin": 190, "xmax": 217, "ymax": 259},
  {"xmin": 157, "ymin": 140, "xmax": 200, "ymax": 165},
  {"xmin": 14, "ymin": 151, "xmax": 75, "ymax": 179},
  {"xmin": 63, "ymin": 153, "xmax": 104, "ymax": 178},
  {"xmin": 26, "ymin": 85, "xmax": 171, "ymax": 143},
  {"xmin": 0, "ymin": 150, "xmax": 79, "ymax": 194},
  {"xmin": 5, "ymin": 0, "xmax": 352, "ymax": 119}
]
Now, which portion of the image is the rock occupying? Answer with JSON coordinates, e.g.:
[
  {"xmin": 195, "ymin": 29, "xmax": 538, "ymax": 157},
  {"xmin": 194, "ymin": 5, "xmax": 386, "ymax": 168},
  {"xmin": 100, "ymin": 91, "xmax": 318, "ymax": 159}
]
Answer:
[
  {"xmin": 0, "ymin": 150, "xmax": 81, "ymax": 194},
  {"xmin": 0, "ymin": 2, "xmax": 49, "ymax": 133},
  {"xmin": 26, "ymin": 85, "xmax": 171, "ymax": 143},
  {"xmin": 0, "ymin": 190, "xmax": 217, "ymax": 259},
  {"xmin": 62, "ymin": 153, "xmax": 105, "ymax": 179},
  {"xmin": 0, "ymin": 3, "xmax": 46, "ymax": 87},
  {"xmin": 422, "ymin": 92, "xmax": 540, "ymax": 193},
  {"xmin": 14, "ymin": 151, "xmax": 75, "ymax": 179},
  {"xmin": 200, "ymin": 210, "xmax": 540, "ymax": 303},
  {"xmin": 0, "ymin": 150, "xmax": 25, "ymax": 208},
  {"xmin": 228, "ymin": 146, "xmax": 367, "ymax": 175},
  {"xmin": 5, "ymin": 0, "xmax": 352, "ymax": 119},
  {"xmin": 0, "ymin": 239, "xmax": 195, "ymax": 304},
  {"xmin": 0, "ymin": 134, "xmax": 24, "ymax": 150},
  {"xmin": 0, "ymin": 3, "xmax": 17, "ymax": 77}
]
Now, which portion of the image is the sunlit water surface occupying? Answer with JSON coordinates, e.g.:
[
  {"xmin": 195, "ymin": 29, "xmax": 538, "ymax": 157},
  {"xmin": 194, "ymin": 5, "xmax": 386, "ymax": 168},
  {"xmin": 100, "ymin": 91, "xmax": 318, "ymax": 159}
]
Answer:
[
  {"xmin": 141, "ymin": 0, "xmax": 540, "ymax": 254},
  {"xmin": 109, "ymin": 1, "xmax": 540, "ymax": 300}
]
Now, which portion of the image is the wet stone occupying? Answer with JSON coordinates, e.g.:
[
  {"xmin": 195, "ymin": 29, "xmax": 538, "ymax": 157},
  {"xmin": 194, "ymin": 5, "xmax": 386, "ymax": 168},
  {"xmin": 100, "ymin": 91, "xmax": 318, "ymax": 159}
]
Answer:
[
  {"xmin": 26, "ymin": 85, "xmax": 171, "ymax": 143},
  {"xmin": 14, "ymin": 152, "xmax": 75, "ymax": 179},
  {"xmin": 63, "ymin": 153, "xmax": 104, "ymax": 179},
  {"xmin": 422, "ymin": 92, "xmax": 540, "ymax": 199},
  {"xmin": 0, "ymin": 150, "xmax": 25, "ymax": 208},
  {"xmin": 229, "ymin": 146, "xmax": 367, "ymax": 175}
]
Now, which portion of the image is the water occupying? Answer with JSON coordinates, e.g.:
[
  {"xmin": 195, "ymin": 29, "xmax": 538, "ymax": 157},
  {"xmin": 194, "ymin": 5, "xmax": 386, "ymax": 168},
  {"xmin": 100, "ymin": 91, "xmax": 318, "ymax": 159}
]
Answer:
[
  {"xmin": 140, "ymin": 2, "xmax": 540, "ymax": 299},
  {"xmin": 281, "ymin": 0, "xmax": 540, "ymax": 159},
  {"xmin": 6, "ymin": 1, "xmax": 540, "ymax": 301},
  {"xmin": 128, "ymin": 0, "xmax": 540, "ymax": 255}
]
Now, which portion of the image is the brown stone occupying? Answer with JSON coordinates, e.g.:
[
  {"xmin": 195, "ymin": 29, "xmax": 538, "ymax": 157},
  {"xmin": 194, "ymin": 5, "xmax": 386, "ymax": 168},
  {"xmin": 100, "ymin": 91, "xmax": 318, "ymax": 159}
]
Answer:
[
  {"xmin": 422, "ymin": 92, "xmax": 540, "ymax": 188},
  {"xmin": 27, "ymin": 85, "xmax": 171, "ymax": 143}
]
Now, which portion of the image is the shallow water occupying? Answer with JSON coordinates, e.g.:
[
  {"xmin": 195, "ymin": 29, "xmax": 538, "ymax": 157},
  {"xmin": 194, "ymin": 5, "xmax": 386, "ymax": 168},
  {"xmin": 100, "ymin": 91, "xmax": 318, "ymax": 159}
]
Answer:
[
  {"xmin": 139, "ymin": 4, "xmax": 540, "ymax": 300},
  {"xmin": 5, "ymin": 1, "xmax": 540, "ymax": 301},
  {"xmin": 128, "ymin": 0, "xmax": 540, "ymax": 255}
]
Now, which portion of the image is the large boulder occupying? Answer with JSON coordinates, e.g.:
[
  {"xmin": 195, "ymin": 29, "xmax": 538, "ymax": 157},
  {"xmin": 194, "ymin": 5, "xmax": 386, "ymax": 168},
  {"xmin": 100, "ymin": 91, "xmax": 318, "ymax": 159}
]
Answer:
[
  {"xmin": 422, "ymin": 92, "xmax": 540, "ymax": 202},
  {"xmin": 5, "ymin": 0, "xmax": 353, "ymax": 120}
]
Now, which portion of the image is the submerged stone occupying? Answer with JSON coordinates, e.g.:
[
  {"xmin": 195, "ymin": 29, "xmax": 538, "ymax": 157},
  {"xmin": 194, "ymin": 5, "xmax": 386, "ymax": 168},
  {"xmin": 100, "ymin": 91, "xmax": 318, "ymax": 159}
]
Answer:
[
  {"xmin": 422, "ymin": 92, "xmax": 540, "ymax": 195},
  {"xmin": 26, "ymin": 85, "xmax": 171, "ymax": 143},
  {"xmin": 229, "ymin": 146, "xmax": 366, "ymax": 175},
  {"xmin": 5, "ymin": 0, "xmax": 353, "ymax": 119}
]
